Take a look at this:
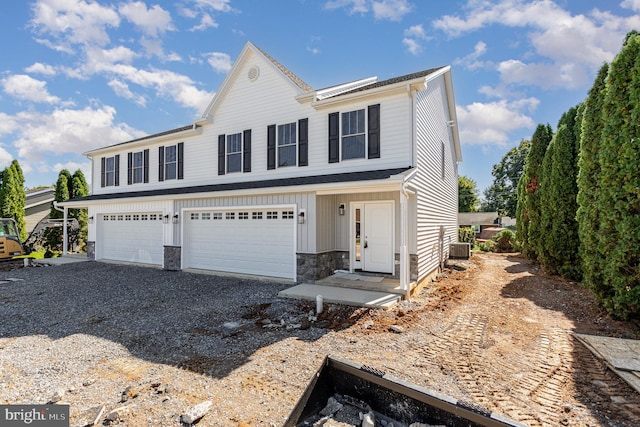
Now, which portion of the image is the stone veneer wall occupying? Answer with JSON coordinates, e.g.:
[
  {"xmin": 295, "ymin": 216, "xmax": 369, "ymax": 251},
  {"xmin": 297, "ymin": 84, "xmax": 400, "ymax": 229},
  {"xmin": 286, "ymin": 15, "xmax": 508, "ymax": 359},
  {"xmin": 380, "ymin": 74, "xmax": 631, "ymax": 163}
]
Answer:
[
  {"xmin": 86, "ymin": 241, "xmax": 95, "ymax": 260},
  {"xmin": 297, "ymin": 251, "xmax": 350, "ymax": 283},
  {"xmin": 164, "ymin": 246, "xmax": 181, "ymax": 271},
  {"xmin": 394, "ymin": 253, "xmax": 418, "ymax": 281}
]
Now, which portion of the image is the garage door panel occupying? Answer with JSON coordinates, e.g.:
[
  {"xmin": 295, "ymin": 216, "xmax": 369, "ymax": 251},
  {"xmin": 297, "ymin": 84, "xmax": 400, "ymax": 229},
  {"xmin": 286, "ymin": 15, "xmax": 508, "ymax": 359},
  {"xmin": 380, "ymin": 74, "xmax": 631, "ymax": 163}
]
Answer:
[
  {"xmin": 184, "ymin": 209, "xmax": 295, "ymax": 279},
  {"xmin": 99, "ymin": 213, "xmax": 163, "ymax": 265}
]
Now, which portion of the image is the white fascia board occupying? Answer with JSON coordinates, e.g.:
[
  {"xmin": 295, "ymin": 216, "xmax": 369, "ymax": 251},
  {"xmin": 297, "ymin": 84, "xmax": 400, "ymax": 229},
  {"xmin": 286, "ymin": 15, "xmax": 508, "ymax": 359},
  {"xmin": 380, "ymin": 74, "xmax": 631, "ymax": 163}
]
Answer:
[
  {"xmin": 59, "ymin": 177, "xmax": 405, "ymax": 208},
  {"xmin": 309, "ymin": 79, "xmax": 425, "ymax": 110},
  {"xmin": 83, "ymin": 126, "xmax": 201, "ymax": 158}
]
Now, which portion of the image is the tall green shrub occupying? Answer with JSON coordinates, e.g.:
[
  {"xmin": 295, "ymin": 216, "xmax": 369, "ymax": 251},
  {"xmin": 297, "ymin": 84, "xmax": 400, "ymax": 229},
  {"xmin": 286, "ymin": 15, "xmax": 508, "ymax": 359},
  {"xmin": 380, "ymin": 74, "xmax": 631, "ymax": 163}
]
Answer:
[
  {"xmin": 0, "ymin": 161, "xmax": 27, "ymax": 241},
  {"xmin": 51, "ymin": 170, "xmax": 71, "ymax": 219},
  {"xmin": 598, "ymin": 31, "xmax": 640, "ymax": 319},
  {"xmin": 577, "ymin": 63, "xmax": 609, "ymax": 301},
  {"xmin": 517, "ymin": 124, "xmax": 553, "ymax": 259},
  {"xmin": 71, "ymin": 170, "xmax": 89, "ymax": 246}
]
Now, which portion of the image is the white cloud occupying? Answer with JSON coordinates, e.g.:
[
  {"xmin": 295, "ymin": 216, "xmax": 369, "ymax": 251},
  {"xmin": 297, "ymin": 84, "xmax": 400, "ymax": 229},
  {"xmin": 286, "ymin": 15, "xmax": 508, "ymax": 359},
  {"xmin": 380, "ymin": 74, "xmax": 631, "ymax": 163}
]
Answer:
[
  {"xmin": 25, "ymin": 62, "xmax": 57, "ymax": 76},
  {"xmin": 13, "ymin": 106, "xmax": 144, "ymax": 162},
  {"xmin": 433, "ymin": 0, "xmax": 638, "ymax": 89},
  {"xmin": 188, "ymin": 0, "xmax": 234, "ymax": 12},
  {"xmin": 205, "ymin": 52, "xmax": 232, "ymax": 73},
  {"xmin": 53, "ymin": 160, "xmax": 92, "ymax": 184},
  {"xmin": 402, "ymin": 38, "xmax": 422, "ymax": 55},
  {"xmin": 1, "ymin": 74, "xmax": 61, "ymax": 104},
  {"xmin": 189, "ymin": 13, "xmax": 218, "ymax": 31},
  {"xmin": 371, "ymin": 0, "xmax": 412, "ymax": 21},
  {"xmin": 0, "ymin": 147, "xmax": 14, "ymax": 169},
  {"xmin": 0, "ymin": 113, "xmax": 19, "ymax": 135},
  {"xmin": 456, "ymin": 99, "xmax": 537, "ymax": 147},
  {"xmin": 30, "ymin": 0, "xmax": 120, "ymax": 47},
  {"xmin": 454, "ymin": 41, "xmax": 491, "ymax": 70},
  {"xmin": 118, "ymin": 1, "xmax": 174, "ymax": 38},
  {"xmin": 403, "ymin": 24, "xmax": 428, "ymax": 55},
  {"xmin": 108, "ymin": 79, "xmax": 147, "ymax": 106},
  {"xmin": 621, "ymin": 0, "xmax": 640, "ymax": 11},
  {"xmin": 324, "ymin": 0, "xmax": 368, "ymax": 14}
]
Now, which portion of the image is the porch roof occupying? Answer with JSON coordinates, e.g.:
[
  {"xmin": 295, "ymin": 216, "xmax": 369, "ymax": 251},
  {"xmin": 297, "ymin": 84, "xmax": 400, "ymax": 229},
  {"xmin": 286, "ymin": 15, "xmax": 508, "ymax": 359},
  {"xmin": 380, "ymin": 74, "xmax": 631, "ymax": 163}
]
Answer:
[{"xmin": 64, "ymin": 167, "xmax": 412, "ymax": 205}]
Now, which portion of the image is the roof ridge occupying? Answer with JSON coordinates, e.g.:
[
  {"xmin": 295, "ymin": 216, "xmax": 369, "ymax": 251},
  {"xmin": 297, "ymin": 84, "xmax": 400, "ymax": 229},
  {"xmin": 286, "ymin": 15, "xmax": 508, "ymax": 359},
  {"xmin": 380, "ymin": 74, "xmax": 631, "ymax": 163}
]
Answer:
[{"xmin": 252, "ymin": 44, "xmax": 314, "ymax": 92}]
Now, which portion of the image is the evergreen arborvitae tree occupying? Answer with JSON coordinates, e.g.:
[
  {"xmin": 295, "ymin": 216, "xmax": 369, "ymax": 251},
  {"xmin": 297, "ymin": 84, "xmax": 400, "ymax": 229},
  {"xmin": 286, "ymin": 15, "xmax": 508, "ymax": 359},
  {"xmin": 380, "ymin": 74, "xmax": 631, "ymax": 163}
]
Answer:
[
  {"xmin": 71, "ymin": 170, "xmax": 89, "ymax": 245},
  {"xmin": 538, "ymin": 136, "xmax": 556, "ymax": 269},
  {"xmin": 598, "ymin": 31, "xmax": 640, "ymax": 319},
  {"xmin": 9, "ymin": 160, "xmax": 26, "ymax": 241},
  {"xmin": 51, "ymin": 170, "xmax": 71, "ymax": 219},
  {"xmin": 517, "ymin": 124, "xmax": 553, "ymax": 259},
  {"xmin": 577, "ymin": 63, "xmax": 609, "ymax": 302}
]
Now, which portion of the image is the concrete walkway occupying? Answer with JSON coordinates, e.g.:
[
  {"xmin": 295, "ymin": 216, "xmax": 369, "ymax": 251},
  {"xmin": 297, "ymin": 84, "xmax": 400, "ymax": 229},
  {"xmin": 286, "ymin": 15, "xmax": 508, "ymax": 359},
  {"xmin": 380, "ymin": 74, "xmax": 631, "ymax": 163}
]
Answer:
[
  {"xmin": 32, "ymin": 253, "xmax": 91, "ymax": 266},
  {"xmin": 278, "ymin": 283, "xmax": 400, "ymax": 309}
]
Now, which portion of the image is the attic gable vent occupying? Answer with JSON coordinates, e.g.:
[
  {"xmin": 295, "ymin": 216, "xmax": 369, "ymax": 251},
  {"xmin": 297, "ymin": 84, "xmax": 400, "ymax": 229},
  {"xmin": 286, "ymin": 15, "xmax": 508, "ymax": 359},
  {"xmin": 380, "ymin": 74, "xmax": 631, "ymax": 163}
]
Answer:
[{"xmin": 248, "ymin": 66, "xmax": 260, "ymax": 81}]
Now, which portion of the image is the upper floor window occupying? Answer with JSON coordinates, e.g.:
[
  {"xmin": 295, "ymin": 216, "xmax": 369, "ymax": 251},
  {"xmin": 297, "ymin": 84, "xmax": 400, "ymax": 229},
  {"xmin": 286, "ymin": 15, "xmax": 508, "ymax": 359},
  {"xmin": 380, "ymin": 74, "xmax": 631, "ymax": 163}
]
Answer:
[
  {"xmin": 278, "ymin": 123, "xmax": 296, "ymax": 167},
  {"xmin": 328, "ymin": 104, "xmax": 380, "ymax": 163},
  {"xmin": 100, "ymin": 155, "xmax": 120, "ymax": 187},
  {"xmin": 218, "ymin": 130, "xmax": 251, "ymax": 175},
  {"xmin": 267, "ymin": 118, "xmax": 308, "ymax": 170},
  {"xmin": 341, "ymin": 109, "xmax": 365, "ymax": 160},
  {"xmin": 128, "ymin": 149, "xmax": 149, "ymax": 185},
  {"xmin": 159, "ymin": 142, "xmax": 184, "ymax": 181},
  {"xmin": 227, "ymin": 133, "xmax": 242, "ymax": 173}
]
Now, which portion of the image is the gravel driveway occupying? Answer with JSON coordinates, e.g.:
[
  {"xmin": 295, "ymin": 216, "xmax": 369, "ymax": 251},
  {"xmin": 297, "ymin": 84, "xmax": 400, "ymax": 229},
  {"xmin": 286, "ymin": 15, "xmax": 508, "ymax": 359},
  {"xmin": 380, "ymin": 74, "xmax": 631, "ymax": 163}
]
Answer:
[{"xmin": 0, "ymin": 261, "xmax": 330, "ymax": 426}]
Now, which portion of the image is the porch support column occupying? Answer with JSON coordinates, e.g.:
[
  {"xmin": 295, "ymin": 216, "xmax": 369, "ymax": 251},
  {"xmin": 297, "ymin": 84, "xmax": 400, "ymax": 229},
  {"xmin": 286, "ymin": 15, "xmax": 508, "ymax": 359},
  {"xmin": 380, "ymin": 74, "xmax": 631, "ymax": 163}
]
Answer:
[
  {"xmin": 63, "ymin": 207, "xmax": 68, "ymax": 255},
  {"xmin": 400, "ymin": 188, "xmax": 410, "ymax": 300}
]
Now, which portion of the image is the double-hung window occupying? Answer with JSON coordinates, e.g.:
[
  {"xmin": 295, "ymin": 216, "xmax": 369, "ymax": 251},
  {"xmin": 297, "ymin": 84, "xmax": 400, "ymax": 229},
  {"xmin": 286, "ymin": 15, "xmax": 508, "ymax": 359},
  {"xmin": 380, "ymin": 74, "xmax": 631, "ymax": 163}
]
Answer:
[
  {"xmin": 101, "ymin": 155, "xmax": 119, "ymax": 187},
  {"xmin": 128, "ymin": 149, "xmax": 149, "ymax": 184},
  {"xmin": 341, "ymin": 109, "xmax": 366, "ymax": 160},
  {"xmin": 328, "ymin": 104, "xmax": 380, "ymax": 163},
  {"xmin": 158, "ymin": 142, "xmax": 183, "ymax": 181},
  {"xmin": 227, "ymin": 133, "xmax": 242, "ymax": 173},
  {"xmin": 165, "ymin": 145, "xmax": 177, "ymax": 180},
  {"xmin": 278, "ymin": 122, "xmax": 296, "ymax": 167}
]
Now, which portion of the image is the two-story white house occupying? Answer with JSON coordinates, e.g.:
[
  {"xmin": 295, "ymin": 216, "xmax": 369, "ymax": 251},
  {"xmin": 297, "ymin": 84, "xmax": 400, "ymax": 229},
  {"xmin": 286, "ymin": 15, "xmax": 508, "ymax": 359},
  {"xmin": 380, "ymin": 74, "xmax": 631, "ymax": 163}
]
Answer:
[{"xmin": 61, "ymin": 42, "xmax": 461, "ymax": 293}]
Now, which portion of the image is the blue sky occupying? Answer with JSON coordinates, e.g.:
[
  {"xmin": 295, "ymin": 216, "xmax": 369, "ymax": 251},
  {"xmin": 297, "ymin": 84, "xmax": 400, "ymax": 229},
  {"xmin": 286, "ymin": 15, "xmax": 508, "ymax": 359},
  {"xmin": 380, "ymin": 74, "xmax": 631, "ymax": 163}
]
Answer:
[{"xmin": 1, "ymin": 0, "xmax": 639, "ymax": 196}]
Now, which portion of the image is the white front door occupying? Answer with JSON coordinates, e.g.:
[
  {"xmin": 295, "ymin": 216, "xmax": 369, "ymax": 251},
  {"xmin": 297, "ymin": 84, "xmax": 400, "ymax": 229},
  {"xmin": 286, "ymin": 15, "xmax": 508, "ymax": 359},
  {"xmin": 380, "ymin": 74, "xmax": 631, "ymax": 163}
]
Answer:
[{"xmin": 351, "ymin": 201, "xmax": 394, "ymax": 274}]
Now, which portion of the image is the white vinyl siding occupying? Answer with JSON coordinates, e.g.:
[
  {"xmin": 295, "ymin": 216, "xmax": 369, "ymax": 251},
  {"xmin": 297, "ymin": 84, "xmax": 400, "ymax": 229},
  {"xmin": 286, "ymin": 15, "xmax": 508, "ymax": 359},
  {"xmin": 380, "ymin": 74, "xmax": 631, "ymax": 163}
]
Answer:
[
  {"xmin": 414, "ymin": 75, "xmax": 458, "ymax": 281},
  {"xmin": 89, "ymin": 50, "xmax": 414, "ymax": 196}
]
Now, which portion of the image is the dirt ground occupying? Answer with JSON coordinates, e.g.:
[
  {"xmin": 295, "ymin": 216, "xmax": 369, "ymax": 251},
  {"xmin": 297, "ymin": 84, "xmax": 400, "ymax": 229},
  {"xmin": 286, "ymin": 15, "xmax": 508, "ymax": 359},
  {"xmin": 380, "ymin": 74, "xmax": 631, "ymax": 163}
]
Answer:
[{"xmin": 3, "ymin": 252, "xmax": 640, "ymax": 426}]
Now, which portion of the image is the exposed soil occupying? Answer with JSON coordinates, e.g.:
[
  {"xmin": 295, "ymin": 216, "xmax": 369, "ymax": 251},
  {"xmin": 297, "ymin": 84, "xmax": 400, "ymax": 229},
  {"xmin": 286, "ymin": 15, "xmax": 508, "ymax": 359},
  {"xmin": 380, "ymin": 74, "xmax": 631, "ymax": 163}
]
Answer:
[{"xmin": 2, "ymin": 253, "xmax": 640, "ymax": 426}]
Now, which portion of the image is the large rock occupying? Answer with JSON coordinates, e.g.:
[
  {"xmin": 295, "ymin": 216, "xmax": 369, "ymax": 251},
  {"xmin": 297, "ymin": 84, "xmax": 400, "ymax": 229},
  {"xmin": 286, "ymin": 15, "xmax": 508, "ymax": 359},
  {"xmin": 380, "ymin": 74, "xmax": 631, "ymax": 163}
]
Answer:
[{"xmin": 180, "ymin": 400, "xmax": 213, "ymax": 424}]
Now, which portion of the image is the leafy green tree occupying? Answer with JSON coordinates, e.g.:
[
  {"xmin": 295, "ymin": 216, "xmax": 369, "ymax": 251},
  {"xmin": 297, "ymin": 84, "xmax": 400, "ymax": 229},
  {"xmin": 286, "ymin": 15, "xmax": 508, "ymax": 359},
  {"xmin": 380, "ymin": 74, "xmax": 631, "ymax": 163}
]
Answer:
[
  {"xmin": 516, "ymin": 124, "xmax": 553, "ymax": 258},
  {"xmin": 541, "ymin": 106, "xmax": 582, "ymax": 280},
  {"xmin": 458, "ymin": 175, "xmax": 480, "ymax": 212},
  {"xmin": 577, "ymin": 63, "xmax": 609, "ymax": 302},
  {"xmin": 482, "ymin": 139, "xmax": 530, "ymax": 217},
  {"xmin": 598, "ymin": 31, "xmax": 640, "ymax": 319}
]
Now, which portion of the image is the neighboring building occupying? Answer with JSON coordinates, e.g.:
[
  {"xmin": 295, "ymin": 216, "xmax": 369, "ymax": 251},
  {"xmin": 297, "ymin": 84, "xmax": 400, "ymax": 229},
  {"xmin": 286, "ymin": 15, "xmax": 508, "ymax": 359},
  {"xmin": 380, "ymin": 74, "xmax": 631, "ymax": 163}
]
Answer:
[
  {"xmin": 61, "ymin": 42, "xmax": 462, "ymax": 291},
  {"xmin": 24, "ymin": 188, "xmax": 55, "ymax": 233},
  {"xmin": 458, "ymin": 212, "xmax": 515, "ymax": 241}
]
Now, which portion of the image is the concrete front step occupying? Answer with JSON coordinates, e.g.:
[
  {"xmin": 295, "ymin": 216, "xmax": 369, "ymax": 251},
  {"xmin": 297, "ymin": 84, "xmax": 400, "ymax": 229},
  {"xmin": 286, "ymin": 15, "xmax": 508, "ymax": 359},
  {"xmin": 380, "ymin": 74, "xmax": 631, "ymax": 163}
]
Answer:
[{"xmin": 278, "ymin": 283, "xmax": 401, "ymax": 309}]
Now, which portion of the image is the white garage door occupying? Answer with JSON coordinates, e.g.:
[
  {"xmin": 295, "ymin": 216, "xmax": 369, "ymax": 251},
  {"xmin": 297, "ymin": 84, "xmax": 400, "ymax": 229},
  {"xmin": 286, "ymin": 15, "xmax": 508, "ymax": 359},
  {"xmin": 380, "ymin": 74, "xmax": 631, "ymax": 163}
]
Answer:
[
  {"xmin": 183, "ymin": 208, "xmax": 295, "ymax": 279},
  {"xmin": 98, "ymin": 213, "xmax": 163, "ymax": 265}
]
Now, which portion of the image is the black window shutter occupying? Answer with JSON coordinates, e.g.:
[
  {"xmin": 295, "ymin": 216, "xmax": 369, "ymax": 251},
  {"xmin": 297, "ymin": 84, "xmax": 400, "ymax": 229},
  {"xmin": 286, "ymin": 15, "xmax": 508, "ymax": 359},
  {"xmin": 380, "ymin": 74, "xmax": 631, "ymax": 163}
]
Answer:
[
  {"xmin": 267, "ymin": 125, "xmax": 276, "ymax": 170},
  {"xmin": 298, "ymin": 118, "xmax": 308, "ymax": 166},
  {"xmin": 100, "ymin": 157, "xmax": 105, "ymax": 187},
  {"xmin": 218, "ymin": 135, "xmax": 225, "ymax": 175},
  {"xmin": 243, "ymin": 129, "xmax": 251, "ymax": 173},
  {"xmin": 158, "ymin": 146, "xmax": 165, "ymax": 182},
  {"xmin": 368, "ymin": 104, "xmax": 381, "ymax": 159},
  {"xmin": 178, "ymin": 142, "xmax": 184, "ymax": 180},
  {"xmin": 127, "ymin": 152, "xmax": 132, "ymax": 185},
  {"xmin": 328, "ymin": 112, "xmax": 339, "ymax": 163},
  {"xmin": 143, "ymin": 149, "xmax": 149, "ymax": 183},
  {"xmin": 114, "ymin": 155, "xmax": 120, "ymax": 186}
]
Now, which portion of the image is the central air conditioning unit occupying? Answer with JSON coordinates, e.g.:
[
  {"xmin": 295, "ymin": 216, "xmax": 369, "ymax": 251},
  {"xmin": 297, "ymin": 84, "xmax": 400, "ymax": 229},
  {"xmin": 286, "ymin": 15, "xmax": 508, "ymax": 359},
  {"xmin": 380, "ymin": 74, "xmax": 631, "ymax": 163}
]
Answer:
[{"xmin": 449, "ymin": 242, "xmax": 471, "ymax": 259}]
